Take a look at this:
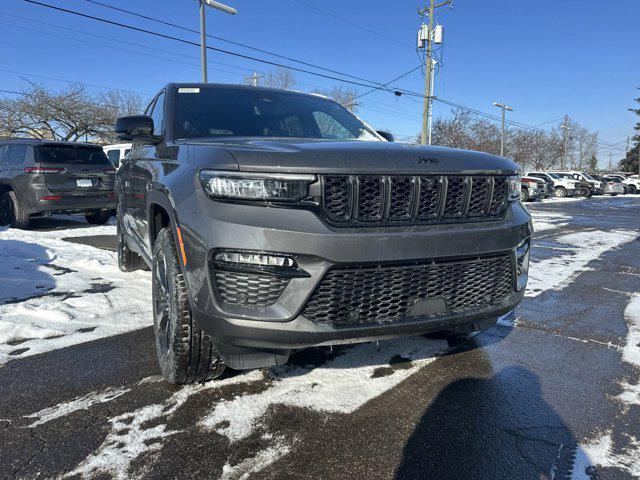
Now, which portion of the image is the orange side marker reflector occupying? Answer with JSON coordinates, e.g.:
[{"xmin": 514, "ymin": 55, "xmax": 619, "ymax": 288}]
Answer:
[{"xmin": 175, "ymin": 226, "xmax": 187, "ymax": 266}]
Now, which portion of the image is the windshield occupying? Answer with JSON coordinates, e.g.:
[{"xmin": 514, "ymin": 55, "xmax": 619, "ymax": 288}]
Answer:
[
  {"xmin": 547, "ymin": 173, "xmax": 561, "ymax": 179},
  {"xmin": 582, "ymin": 173, "xmax": 595, "ymax": 181},
  {"xmin": 605, "ymin": 177, "xmax": 621, "ymax": 183},
  {"xmin": 172, "ymin": 87, "xmax": 380, "ymax": 141},
  {"xmin": 36, "ymin": 145, "xmax": 111, "ymax": 165}
]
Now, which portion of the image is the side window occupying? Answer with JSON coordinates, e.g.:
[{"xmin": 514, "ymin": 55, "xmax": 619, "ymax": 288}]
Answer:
[
  {"xmin": 106, "ymin": 150, "xmax": 120, "ymax": 165},
  {"xmin": 150, "ymin": 91, "xmax": 165, "ymax": 136},
  {"xmin": 7, "ymin": 145, "xmax": 26, "ymax": 165},
  {"xmin": 312, "ymin": 111, "xmax": 352, "ymax": 139},
  {"xmin": 0, "ymin": 145, "xmax": 7, "ymax": 165}
]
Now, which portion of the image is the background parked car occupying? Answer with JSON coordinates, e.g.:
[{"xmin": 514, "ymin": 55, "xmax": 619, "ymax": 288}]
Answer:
[
  {"xmin": 525, "ymin": 171, "xmax": 578, "ymax": 198},
  {"xmin": 602, "ymin": 176, "xmax": 626, "ymax": 196},
  {"xmin": 0, "ymin": 139, "xmax": 115, "ymax": 229},
  {"xmin": 103, "ymin": 143, "xmax": 132, "ymax": 168},
  {"xmin": 520, "ymin": 176, "xmax": 541, "ymax": 202},
  {"xmin": 605, "ymin": 174, "xmax": 636, "ymax": 194},
  {"xmin": 549, "ymin": 171, "xmax": 593, "ymax": 197}
]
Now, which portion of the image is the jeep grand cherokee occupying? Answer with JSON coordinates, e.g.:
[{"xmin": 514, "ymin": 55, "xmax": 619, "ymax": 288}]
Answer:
[{"xmin": 115, "ymin": 83, "xmax": 532, "ymax": 384}]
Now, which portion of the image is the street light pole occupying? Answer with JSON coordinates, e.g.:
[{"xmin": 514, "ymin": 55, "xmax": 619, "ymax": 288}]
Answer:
[
  {"xmin": 197, "ymin": 0, "xmax": 238, "ymax": 83},
  {"xmin": 493, "ymin": 102, "xmax": 513, "ymax": 157},
  {"xmin": 199, "ymin": 1, "xmax": 208, "ymax": 82}
]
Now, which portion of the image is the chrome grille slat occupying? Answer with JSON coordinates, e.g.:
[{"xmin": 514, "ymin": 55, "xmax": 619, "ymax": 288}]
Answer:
[{"xmin": 320, "ymin": 174, "xmax": 509, "ymax": 227}]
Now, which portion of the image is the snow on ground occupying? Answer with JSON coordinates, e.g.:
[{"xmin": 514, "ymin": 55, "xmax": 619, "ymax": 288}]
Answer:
[
  {"xmin": 571, "ymin": 294, "xmax": 640, "ymax": 479},
  {"xmin": 0, "ymin": 221, "xmax": 152, "ymax": 365},
  {"xmin": 530, "ymin": 210, "xmax": 572, "ymax": 233},
  {"xmin": 526, "ymin": 229, "xmax": 637, "ymax": 298}
]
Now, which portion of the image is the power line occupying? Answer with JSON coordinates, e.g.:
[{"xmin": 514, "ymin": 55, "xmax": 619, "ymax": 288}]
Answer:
[
  {"xmin": 290, "ymin": 0, "xmax": 415, "ymax": 49},
  {"xmin": 352, "ymin": 66, "xmax": 423, "ymax": 101},
  {"xmin": 80, "ymin": 0, "xmax": 406, "ymax": 88}
]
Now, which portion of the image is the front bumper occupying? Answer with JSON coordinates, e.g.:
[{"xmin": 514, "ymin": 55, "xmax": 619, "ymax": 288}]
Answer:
[{"xmin": 178, "ymin": 191, "xmax": 532, "ymax": 369}]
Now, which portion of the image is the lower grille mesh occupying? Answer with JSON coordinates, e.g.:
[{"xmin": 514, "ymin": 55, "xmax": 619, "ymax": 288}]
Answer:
[
  {"xmin": 214, "ymin": 271, "xmax": 289, "ymax": 307},
  {"xmin": 302, "ymin": 254, "xmax": 513, "ymax": 326}
]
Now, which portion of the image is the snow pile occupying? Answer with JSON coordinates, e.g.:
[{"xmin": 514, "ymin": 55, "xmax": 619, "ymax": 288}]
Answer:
[
  {"xmin": 200, "ymin": 336, "xmax": 447, "ymax": 442},
  {"xmin": 526, "ymin": 229, "xmax": 637, "ymax": 297},
  {"xmin": 0, "ymin": 223, "xmax": 152, "ymax": 364}
]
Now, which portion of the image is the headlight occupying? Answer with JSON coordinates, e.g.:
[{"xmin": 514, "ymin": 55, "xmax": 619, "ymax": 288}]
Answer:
[
  {"xmin": 508, "ymin": 175, "xmax": 521, "ymax": 202},
  {"xmin": 199, "ymin": 171, "xmax": 315, "ymax": 202}
]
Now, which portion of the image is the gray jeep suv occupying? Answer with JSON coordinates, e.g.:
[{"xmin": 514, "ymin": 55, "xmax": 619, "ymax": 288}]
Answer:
[
  {"xmin": 0, "ymin": 139, "xmax": 116, "ymax": 229},
  {"xmin": 115, "ymin": 83, "xmax": 532, "ymax": 384}
]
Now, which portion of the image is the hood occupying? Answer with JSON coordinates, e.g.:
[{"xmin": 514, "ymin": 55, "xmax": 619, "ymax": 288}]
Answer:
[{"xmin": 187, "ymin": 138, "xmax": 519, "ymax": 175}]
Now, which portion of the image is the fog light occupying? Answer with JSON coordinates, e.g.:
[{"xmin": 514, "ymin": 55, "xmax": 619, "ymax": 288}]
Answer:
[
  {"xmin": 515, "ymin": 238, "xmax": 530, "ymax": 291},
  {"xmin": 214, "ymin": 252, "xmax": 295, "ymax": 267},
  {"xmin": 213, "ymin": 251, "xmax": 309, "ymax": 278}
]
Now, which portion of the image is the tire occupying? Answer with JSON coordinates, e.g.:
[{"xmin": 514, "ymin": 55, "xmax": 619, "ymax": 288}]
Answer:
[
  {"xmin": 628, "ymin": 185, "xmax": 638, "ymax": 195},
  {"xmin": 117, "ymin": 210, "xmax": 146, "ymax": 272},
  {"xmin": 0, "ymin": 191, "xmax": 30, "ymax": 229},
  {"xmin": 582, "ymin": 187, "xmax": 592, "ymax": 198},
  {"xmin": 85, "ymin": 210, "xmax": 112, "ymax": 225},
  {"xmin": 611, "ymin": 193, "xmax": 618, "ymax": 197},
  {"xmin": 554, "ymin": 186, "xmax": 567, "ymax": 198},
  {"xmin": 520, "ymin": 187, "xmax": 529, "ymax": 202},
  {"xmin": 152, "ymin": 227, "xmax": 225, "ymax": 384}
]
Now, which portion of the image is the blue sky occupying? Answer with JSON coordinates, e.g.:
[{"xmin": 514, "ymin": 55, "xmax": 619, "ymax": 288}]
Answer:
[{"xmin": 0, "ymin": 0, "xmax": 638, "ymax": 164}]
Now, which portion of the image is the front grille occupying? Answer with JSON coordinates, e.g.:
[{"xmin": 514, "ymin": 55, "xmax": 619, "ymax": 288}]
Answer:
[
  {"xmin": 214, "ymin": 270, "xmax": 289, "ymax": 307},
  {"xmin": 321, "ymin": 174, "xmax": 509, "ymax": 227},
  {"xmin": 302, "ymin": 254, "xmax": 513, "ymax": 326}
]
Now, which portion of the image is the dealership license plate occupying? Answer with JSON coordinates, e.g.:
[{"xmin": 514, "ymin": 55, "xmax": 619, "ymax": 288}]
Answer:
[{"xmin": 76, "ymin": 179, "xmax": 92, "ymax": 188}]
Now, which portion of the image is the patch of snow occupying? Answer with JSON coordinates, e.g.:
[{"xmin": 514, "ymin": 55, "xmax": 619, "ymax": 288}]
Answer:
[
  {"xmin": 25, "ymin": 386, "xmax": 130, "ymax": 427},
  {"xmin": 496, "ymin": 310, "xmax": 517, "ymax": 327},
  {"xmin": 621, "ymin": 294, "xmax": 640, "ymax": 367},
  {"xmin": 0, "ymin": 223, "xmax": 152, "ymax": 364},
  {"xmin": 220, "ymin": 437, "xmax": 291, "ymax": 480},
  {"xmin": 571, "ymin": 432, "xmax": 640, "ymax": 479},
  {"xmin": 64, "ymin": 370, "xmax": 264, "ymax": 480},
  {"xmin": 200, "ymin": 336, "xmax": 446, "ymax": 443},
  {"xmin": 530, "ymin": 211, "xmax": 571, "ymax": 233},
  {"xmin": 526, "ymin": 229, "xmax": 637, "ymax": 297}
]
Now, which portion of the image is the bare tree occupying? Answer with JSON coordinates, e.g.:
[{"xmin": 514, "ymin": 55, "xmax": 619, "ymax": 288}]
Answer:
[
  {"xmin": 313, "ymin": 86, "xmax": 360, "ymax": 112},
  {"xmin": 263, "ymin": 68, "xmax": 296, "ymax": 90},
  {"xmin": 0, "ymin": 82, "xmax": 142, "ymax": 143}
]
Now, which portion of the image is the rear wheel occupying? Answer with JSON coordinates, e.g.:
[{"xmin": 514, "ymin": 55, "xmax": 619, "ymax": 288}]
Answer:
[
  {"xmin": 0, "ymin": 191, "xmax": 30, "ymax": 229},
  {"xmin": 85, "ymin": 210, "xmax": 112, "ymax": 225},
  {"xmin": 628, "ymin": 185, "xmax": 638, "ymax": 194},
  {"xmin": 520, "ymin": 187, "xmax": 529, "ymax": 202},
  {"xmin": 554, "ymin": 186, "xmax": 567, "ymax": 198},
  {"xmin": 152, "ymin": 228, "xmax": 225, "ymax": 384}
]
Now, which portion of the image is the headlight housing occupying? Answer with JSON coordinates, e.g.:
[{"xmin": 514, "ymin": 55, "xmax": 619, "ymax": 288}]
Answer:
[
  {"xmin": 515, "ymin": 238, "xmax": 530, "ymax": 291},
  {"xmin": 199, "ymin": 171, "xmax": 315, "ymax": 202},
  {"xmin": 507, "ymin": 175, "xmax": 521, "ymax": 202}
]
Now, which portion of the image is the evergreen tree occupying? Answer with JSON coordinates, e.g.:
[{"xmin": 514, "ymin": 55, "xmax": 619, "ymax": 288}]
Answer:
[{"xmin": 620, "ymin": 86, "xmax": 640, "ymax": 172}]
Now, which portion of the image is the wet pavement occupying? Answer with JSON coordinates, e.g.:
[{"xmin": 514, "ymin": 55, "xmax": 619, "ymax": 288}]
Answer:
[{"xmin": 1, "ymin": 197, "xmax": 639, "ymax": 480}]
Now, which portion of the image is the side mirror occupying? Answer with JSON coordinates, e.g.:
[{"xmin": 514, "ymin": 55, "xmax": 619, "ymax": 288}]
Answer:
[
  {"xmin": 376, "ymin": 130, "xmax": 395, "ymax": 142},
  {"xmin": 115, "ymin": 116, "xmax": 158, "ymax": 144}
]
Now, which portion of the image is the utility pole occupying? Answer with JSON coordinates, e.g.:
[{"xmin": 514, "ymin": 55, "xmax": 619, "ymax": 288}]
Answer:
[
  {"xmin": 196, "ymin": 0, "xmax": 238, "ymax": 83},
  {"xmin": 560, "ymin": 117, "xmax": 570, "ymax": 170},
  {"xmin": 608, "ymin": 152, "xmax": 613, "ymax": 171},
  {"xmin": 427, "ymin": 59, "xmax": 437, "ymax": 145},
  {"xmin": 493, "ymin": 102, "xmax": 514, "ymax": 157},
  {"xmin": 418, "ymin": 0, "xmax": 451, "ymax": 145},
  {"xmin": 244, "ymin": 71, "xmax": 264, "ymax": 87}
]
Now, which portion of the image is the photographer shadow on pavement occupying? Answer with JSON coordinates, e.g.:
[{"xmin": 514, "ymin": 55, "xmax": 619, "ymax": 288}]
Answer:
[{"xmin": 394, "ymin": 365, "xmax": 580, "ymax": 480}]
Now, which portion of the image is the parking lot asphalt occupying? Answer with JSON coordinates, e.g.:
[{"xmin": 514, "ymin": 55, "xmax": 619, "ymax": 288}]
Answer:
[{"xmin": 1, "ymin": 196, "xmax": 639, "ymax": 480}]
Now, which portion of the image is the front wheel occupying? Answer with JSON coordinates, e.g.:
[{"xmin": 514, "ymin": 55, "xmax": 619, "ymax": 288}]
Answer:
[
  {"xmin": 152, "ymin": 228, "xmax": 226, "ymax": 384},
  {"xmin": 628, "ymin": 185, "xmax": 638, "ymax": 195},
  {"xmin": 0, "ymin": 191, "xmax": 30, "ymax": 229},
  {"xmin": 581, "ymin": 187, "xmax": 592, "ymax": 198},
  {"xmin": 520, "ymin": 188, "xmax": 529, "ymax": 202},
  {"xmin": 554, "ymin": 186, "xmax": 567, "ymax": 198}
]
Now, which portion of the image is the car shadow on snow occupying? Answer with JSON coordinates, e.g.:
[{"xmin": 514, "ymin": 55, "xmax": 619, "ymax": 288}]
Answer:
[{"xmin": 394, "ymin": 365, "xmax": 581, "ymax": 480}]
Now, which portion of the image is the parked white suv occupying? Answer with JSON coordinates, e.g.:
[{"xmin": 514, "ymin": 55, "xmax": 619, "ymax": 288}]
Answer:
[
  {"xmin": 607, "ymin": 174, "xmax": 639, "ymax": 194},
  {"xmin": 103, "ymin": 143, "xmax": 132, "ymax": 168},
  {"xmin": 525, "ymin": 171, "xmax": 578, "ymax": 198}
]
